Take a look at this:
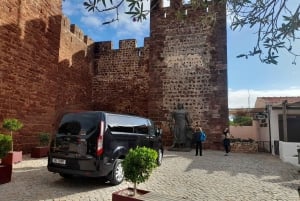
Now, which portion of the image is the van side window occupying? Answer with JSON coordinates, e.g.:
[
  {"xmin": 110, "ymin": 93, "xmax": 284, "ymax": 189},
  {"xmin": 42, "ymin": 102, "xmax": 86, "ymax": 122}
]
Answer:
[
  {"xmin": 133, "ymin": 124, "xmax": 148, "ymax": 134},
  {"xmin": 106, "ymin": 114, "xmax": 148, "ymax": 134}
]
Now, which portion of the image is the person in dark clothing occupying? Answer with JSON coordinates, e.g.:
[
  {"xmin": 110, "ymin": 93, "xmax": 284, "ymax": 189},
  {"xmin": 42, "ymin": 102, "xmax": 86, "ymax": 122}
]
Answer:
[
  {"xmin": 223, "ymin": 128, "xmax": 231, "ymax": 156},
  {"xmin": 194, "ymin": 127, "xmax": 206, "ymax": 156}
]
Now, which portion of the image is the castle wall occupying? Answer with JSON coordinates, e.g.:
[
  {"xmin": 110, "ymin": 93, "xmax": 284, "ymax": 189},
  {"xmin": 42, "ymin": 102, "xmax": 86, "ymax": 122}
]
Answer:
[
  {"xmin": 0, "ymin": 0, "xmax": 228, "ymax": 152},
  {"xmin": 0, "ymin": 0, "xmax": 62, "ymax": 152},
  {"xmin": 56, "ymin": 16, "xmax": 94, "ymax": 122},
  {"xmin": 0, "ymin": 1, "xmax": 93, "ymax": 153},
  {"xmin": 149, "ymin": 0, "xmax": 228, "ymax": 148},
  {"xmin": 92, "ymin": 39, "xmax": 150, "ymax": 116}
]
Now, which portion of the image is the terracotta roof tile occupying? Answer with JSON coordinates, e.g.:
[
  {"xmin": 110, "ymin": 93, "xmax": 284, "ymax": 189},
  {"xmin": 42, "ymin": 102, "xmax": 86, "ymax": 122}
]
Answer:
[{"xmin": 254, "ymin": 97, "xmax": 300, "ymax": 108}]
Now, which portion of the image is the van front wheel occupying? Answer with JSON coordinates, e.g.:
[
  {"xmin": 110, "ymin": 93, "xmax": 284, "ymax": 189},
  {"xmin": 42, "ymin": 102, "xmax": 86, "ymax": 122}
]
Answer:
[{"xmin": 108, "ymin": 159, "xmax": 124, "ymax": 185}]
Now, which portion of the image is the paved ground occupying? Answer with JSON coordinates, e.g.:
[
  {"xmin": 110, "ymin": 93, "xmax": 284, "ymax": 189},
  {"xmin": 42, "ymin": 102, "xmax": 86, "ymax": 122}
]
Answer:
[{"xmin": 0, "ymin": 150, "xmax": 299, "ymax": 201}]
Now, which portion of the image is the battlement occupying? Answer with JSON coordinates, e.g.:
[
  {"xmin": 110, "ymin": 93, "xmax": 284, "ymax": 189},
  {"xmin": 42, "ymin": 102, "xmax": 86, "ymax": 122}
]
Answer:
[
  {"xmin": 94, "ymin": 38, "xmax": 150, "ymax": 53},
  {"xmin": 61, "ymin": 15, "xmax": 93, "ymax": 45},
  {"xmin": 70, "ymin": 24, "xmax": 84, "ymax": 41},
  {"xmin": 151, "ymin": 0, "xmax": 220, "ymax": 19},
  {"xmin": 152, "ymin": 0, "xmax": 215, "ymax": 9},
  {"xmin": 119, "ymin": 39, "xmax": 137, "ymax": 49},
  {"xmin": 62, "ymin": 15, "xmax": 71, "ymax": 29}
]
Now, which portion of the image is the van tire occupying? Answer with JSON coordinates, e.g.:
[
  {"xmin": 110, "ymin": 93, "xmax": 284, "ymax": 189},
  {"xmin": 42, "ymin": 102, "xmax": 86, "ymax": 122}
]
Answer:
[
  {"xmin": 157, "ymin": 148, "xmax": 163, "ymax": 166},
  {"xmin": 59, "ymin": 173, "xmax": 73, "ymax": 179},
  {"xmin": 108, "ymin": 159, "xmax": 124, "ymax": 185}
]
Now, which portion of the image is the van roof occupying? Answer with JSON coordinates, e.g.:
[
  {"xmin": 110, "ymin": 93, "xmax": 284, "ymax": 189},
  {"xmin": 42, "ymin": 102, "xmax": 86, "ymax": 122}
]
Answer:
[{"xmin": 64, "ymin": 111, "xmax": 150, "ymax": 119}]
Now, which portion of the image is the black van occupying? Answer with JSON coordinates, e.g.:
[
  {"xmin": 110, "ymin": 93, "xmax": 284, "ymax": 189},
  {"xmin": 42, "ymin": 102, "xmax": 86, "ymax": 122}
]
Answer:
[{"xmin": 47, "ymin": 111, "xmax": 163, "ymax": 185}]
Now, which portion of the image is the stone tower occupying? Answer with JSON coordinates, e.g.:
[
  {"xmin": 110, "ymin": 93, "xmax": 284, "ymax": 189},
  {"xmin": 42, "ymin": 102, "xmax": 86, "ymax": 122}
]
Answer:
[{"xmin": 148, "ymin": 0, "xmax": 228, "ymax": 148}]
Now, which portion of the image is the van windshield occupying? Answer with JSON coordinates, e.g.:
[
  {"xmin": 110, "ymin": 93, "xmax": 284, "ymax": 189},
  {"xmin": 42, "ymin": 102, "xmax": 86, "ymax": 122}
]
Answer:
[{"xmin": 58, "ymin": 113, "xmax": 98, "ymax": 135}]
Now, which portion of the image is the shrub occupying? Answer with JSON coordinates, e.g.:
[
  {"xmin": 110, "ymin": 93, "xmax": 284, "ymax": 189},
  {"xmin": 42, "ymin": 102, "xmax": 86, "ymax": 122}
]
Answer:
[
  {"xmin": 0, "ymin": 134, "xmax": 12, "ymax": 159},
  {"xmin": 2, "ymin": 118, "xmax": 23, "ymax": 151},
  {"xmin": 122, "ymin": 146, "xmax": 158, "ymax": 196},
  {"xmin": 39, "ymin": 132, "xmax": 50, "ymax": 146},
  {"xmin": 2, "ymin": 118, "xmax": 23, "ymax": 132}
]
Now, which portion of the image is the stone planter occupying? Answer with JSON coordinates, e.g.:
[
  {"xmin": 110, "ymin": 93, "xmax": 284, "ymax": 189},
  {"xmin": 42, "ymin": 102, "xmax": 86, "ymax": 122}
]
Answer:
[
  {"xmin": 0, "ymin": 152, "xmax": 13, "ymax": 184},
  {"xmin": 2, "ymin": 151, "xmax": 22, "ymax": 164},
  {"xmin": 0, "ymin": 164, "xmax": 12, "ymax": 184},
  {"xmin": 31, "ymin": 146, "xmax": 49, "ymax": 158},
  {"xmin": 230, "ymin": 142, "xmax": 258, "ymax": 153},
  {"xmin": 112, "ymin": 188, "xmax": 150, "ymax": 201}
]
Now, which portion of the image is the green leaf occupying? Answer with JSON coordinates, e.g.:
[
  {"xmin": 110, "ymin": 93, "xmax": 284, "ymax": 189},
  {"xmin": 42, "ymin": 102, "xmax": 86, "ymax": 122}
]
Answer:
[{"xmin": 236, "ymin": 54, "xmax": 246, "ymax": 58}]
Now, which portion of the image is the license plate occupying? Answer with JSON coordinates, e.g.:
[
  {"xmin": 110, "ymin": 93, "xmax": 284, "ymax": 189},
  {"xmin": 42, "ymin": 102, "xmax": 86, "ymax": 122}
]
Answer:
[{"xmin": 52, "ymin": 158, "xmax": 66, "ymax": 165}]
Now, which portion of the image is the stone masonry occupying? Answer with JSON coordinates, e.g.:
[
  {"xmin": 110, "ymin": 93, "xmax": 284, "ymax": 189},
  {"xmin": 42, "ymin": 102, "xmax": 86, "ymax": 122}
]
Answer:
[
  {"xmin": 0, "ymin": 0, "xmax": 227, "ymax": 152},
  {"xmin": 147, "ymin": 0, "xmax": 228, "ymax": 147}
]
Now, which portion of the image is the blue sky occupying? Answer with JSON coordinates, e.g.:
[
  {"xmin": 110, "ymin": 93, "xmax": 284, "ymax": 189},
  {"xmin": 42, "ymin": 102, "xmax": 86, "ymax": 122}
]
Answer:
[{"xmin": 62, "ymin": 0, "xmax": 300, "ymax": 108}]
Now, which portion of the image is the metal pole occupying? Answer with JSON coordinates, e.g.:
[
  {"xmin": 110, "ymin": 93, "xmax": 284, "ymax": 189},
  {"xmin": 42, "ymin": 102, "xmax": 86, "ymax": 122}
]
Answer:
[
  {"xmin": 282, "ymin": 100, "xmax": 288, "ymax": 142},
  {"xmin": 266, "ymin": 105, "xmax": 272, "ymax": 153}
]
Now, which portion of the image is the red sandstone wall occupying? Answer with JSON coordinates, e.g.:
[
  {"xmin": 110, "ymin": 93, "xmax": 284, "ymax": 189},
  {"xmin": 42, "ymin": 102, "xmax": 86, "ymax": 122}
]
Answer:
[
  {"xmin": 0, "ymin": 0, "xmax": 62, "ymax": 152},
  {"xmin": 149, "ymin": 0, "xmax": 228, "ymax": 148},
  {"xmin": 0, "ymin": 0, "xmax": 228, "ymax": 152},
  {"xmin": 56, "ymin": 16, "xmax": 94, "ymax": 123},
  {"xmin": 92, "ymin": 39, "xmax": 150, "ymax": 116},
  {"xmin": 0, "ymin": 1, "xmax": 93, "ymax": 153}
]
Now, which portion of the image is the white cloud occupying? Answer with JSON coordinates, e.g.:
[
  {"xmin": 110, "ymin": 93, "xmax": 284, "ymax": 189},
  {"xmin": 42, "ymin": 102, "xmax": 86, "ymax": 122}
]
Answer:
[
  {"xmin": 110, "ymin": 2, "xmax": 150, "ymax": 40},
  {"xmin": 229, "ymin": 88, "xmax": 300, "ymax": 108},
  {"xmin": 65, "ymin": 1, "xmax": 150, "ymax": 46},
  {"xmin": 80, "ymin": 16, "xmax": 102, "ymax": 27},
  {"xmin": 62, "ymin": 0, "xmax": 83, "ymax": 16}
]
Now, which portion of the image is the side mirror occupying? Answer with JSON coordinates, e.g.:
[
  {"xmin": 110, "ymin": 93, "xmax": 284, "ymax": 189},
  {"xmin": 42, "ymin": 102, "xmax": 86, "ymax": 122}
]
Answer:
[{"xmin": 155, "ymin": 128, "xmax": 163, "ymax": 136}]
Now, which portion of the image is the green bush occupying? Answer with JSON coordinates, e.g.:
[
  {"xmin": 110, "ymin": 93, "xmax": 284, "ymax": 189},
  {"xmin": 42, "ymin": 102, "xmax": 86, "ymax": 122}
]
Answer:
[
  {"xmin": 0, "ymin": 134, "xmax": 12, "ymax": 159},
  {"xmin": 2, "ymin": 118, "xmax": 23, "ymax": 151},
  {"xmin": 229, "ymin": 115, "xmax": 252, "ymax": 126},
  {"xmin": 122, "ymin": 146, "xmax": 158, "ymax": 196},
  {"xmin": 39, "ymin": 132, "xmax": 50, "ymax": 146},
  {"xmin": 2, "ymin": 118, "xmax": 23, "ymax": 132}
]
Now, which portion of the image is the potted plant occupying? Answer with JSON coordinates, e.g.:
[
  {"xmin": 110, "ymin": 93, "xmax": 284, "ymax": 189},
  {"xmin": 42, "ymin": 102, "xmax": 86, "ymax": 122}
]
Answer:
[
  {"xmin": 31, "ymin": 132, "xmax": 50, "ymax": 158},
  {"xmin": 0, "ymin": 134, "xmax": 13, "ymax": 184},
  {"xmin": 112, "ymin": 146, "xmax": 158, "ymax": 201},
  {"xmin": 2, "ymin": 118, "xmax": 23, "ymax": 164}
]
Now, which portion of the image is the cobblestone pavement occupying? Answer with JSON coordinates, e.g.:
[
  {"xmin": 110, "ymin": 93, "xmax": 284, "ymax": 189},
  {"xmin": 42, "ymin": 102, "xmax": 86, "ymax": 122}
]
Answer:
[{"xmin": 0, "ymin": 150, "xmax": 299, "ymax": 201}]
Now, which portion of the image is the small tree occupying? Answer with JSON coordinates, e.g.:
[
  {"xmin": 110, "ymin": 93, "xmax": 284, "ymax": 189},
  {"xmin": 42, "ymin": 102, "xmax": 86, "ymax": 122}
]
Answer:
[
  {"xmin": 122, "ymin": 146, "xmax": 158, "ymax": 196},
  {"xmin": 0, "ymin": 134, "xmax": 12, "ymax": 159},
  {"xmin": 2, "ymin": 118, "xmax": 23, "ymax": 151}
]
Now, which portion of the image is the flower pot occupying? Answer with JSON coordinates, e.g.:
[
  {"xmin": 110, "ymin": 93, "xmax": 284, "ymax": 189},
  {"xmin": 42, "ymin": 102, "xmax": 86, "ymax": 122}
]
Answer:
[
  {"xmin": 112, "ymin": 187, "xmax": 150, "ymax": 201},
  {"xmin": 31, "ymin": 146, "xmax": 49, "ymax": 158},
  {"xmin": 2, "ymin": 151, "xmax": 22, "ymax": 164},
  {"xmin": 0, "ymin": 164, "xmax": 12, "ymax": 184}
]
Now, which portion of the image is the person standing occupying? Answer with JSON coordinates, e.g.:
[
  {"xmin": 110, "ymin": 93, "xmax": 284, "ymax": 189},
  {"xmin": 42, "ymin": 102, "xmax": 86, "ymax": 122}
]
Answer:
[
  {"xmin": 194, "ymin": 127, "xmax": 206, "ymax": 156},
  {"xmin": 223, "ymin": 128, "xmax": 231, "ymax": 156}
]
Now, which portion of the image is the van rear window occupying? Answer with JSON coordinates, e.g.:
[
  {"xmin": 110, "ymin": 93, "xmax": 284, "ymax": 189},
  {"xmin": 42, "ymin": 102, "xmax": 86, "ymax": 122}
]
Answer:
[{"xmin": 58, "ymin": 113, "xmax": 98, "ymax": 135}]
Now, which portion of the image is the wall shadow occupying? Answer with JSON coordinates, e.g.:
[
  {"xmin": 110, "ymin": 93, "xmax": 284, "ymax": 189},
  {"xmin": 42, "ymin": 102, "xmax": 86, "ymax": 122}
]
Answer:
[
  {"xmin": 0, "ymin": 14, "xmax": 94, "ymax": 153},
  {"xmin": 164, "ymin": 150, "xmax": 299, "ymax": 192}
]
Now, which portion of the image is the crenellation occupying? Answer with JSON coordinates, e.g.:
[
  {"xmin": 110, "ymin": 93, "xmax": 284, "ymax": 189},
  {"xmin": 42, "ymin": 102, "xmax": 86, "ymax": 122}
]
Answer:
[
  {"xmin": 70, "ymin": 24, "xmax": 84, "ymax": 41},
  {"xmin": 151, "ymin": 1, "xmax": 217, "ymax": 21},
  {"xmin": 119, "ymin": 39, "xmax": 137, "ymax": 49},
  {"xmin": 144, "ymin": 37, "xmax": 150, "ymax": 48},
  {"xmin": 170, "ymin": 0, "xmax": 182, "ymax": 9},
  {"xmin": 84, "ymin": 35, "xmax": 94, "ymax": 45},
  {"xmin": 61, "ymin": 15, "xmax": 93, "ymax": 44},
  {"xmin": 94, "ymin": 41, "xmax": 113, "ymax": 52},
  {"xmin": 61, "ymin": 15, "xmax": 71, "ymax": 28}
]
